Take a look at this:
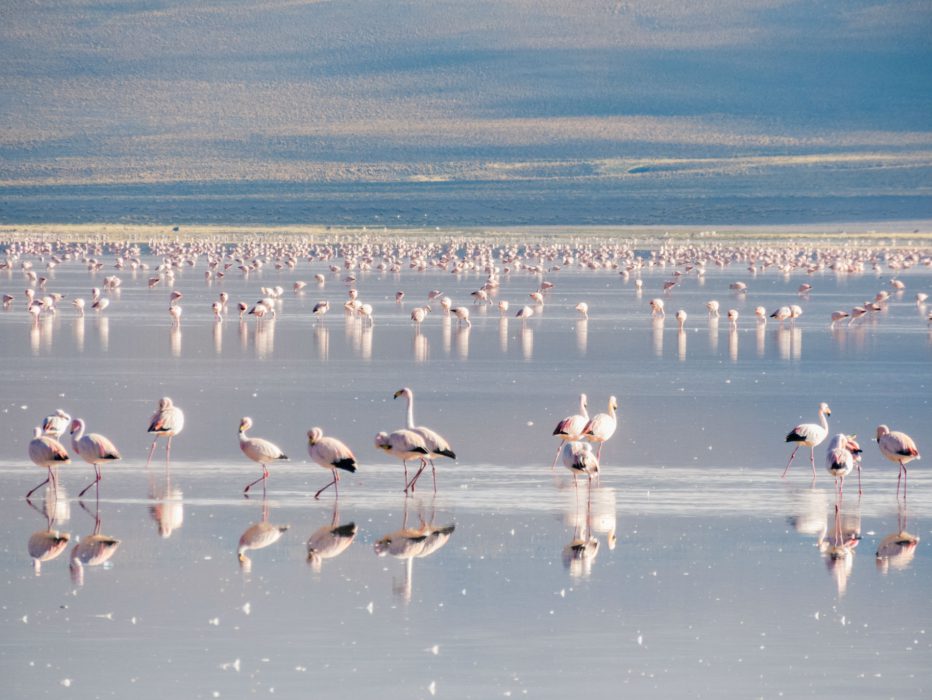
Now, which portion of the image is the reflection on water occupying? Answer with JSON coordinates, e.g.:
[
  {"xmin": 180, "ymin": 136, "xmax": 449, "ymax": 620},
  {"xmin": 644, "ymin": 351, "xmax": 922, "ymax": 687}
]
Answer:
[
  {"xmin": 575, "ymin": 319, "xmax": 587, "ymax": 355},
  {"xmin": 306, "ymin": 502, "xmax": 357, "ymax": 573},
  {"xmin": 170, "ymin": 325, "xmax": 182, "ymax": 357},
  {"xmin": 213, "ymin": 321, "xmax": 222, "ymax": 355},
  {"xmin": 728, "ymin": 328, "xmax": 739, "ymax": 362},
  {"xmin": 70, "ymin": 498, "xmax": 121, "ymax": 586},
  {"xmin": 708, "ymin": 316, "xmax": 719, "ymax": 353},
  {"xmin": 96, "ymin": 316, "xmax": 109, "ymax": 352},
  {"xmin": 442, "ymin": 315, "xmax": 452, "ymax": 355},
  {"xmin": 521, "ymin": 325, "xmax": 533, "ymax": 360},
  {"xmin": 237, "ymin": 496, "xmax": 289, "ymax": 573},
  {"xmin": 456, "ymin": 326, "xmax": 470, "ymax": 359},
  {"xmin": 255, "ymin": 319, "xmax": 276, "ymax": 359},
  {"xmin": 73, "ymin": 316, "xmax": 85, "ymax": 352},
  {"xmin": 876, "ymin": 504, "xmax": 920, "ymax": 574},
  {"xmin": 677, "ymin": 328, "xmax": 687, "ymax": 361},
  {"xmin": 652, "ymin": 317, "xmax": 663, "ymax": 357},
  {"xmin": 499, "ymin": 317, "xmax": 508, "ymax": 353},
  {"xmin": 374, "ymin": 498, "xmax": 455, "ymax": 603},
  {"xmin": 315, "ymin": 324, "xmax": 329, "ymax": 361},
  {"xmin": 148, "ymin": 468, "xmax": 184, "ymax": 538},
  {"xmin": 26, "ymin": 484, "xmax": 71, "ymax": 575},
  {"xmin": 562, "ymin": 484, "xmax": 616, "ymax": 577}
]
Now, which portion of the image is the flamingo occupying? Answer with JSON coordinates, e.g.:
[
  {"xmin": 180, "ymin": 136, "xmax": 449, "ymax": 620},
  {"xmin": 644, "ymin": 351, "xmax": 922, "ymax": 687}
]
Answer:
[
  {"xmin": 876, "ymin": 425, "xmax": 921, "ymax": 498},
  {"xmin": 145, "ymin": 397, "xmax": 185, "ymax": 467},
  {"xmin": 561, "ymin": 441, "xmax": 600, "ymax": 488},
  {"xmin": 516, "ymin": 305, "xmax": 534, "ymax": 322},
  {"xmin": 451, "ymin": 306, "xmax": 471, "ymax": 327},
  {"xmin": 374, "ymin": 429, "xmax": 430, "ymax": 491},
  {"xmin": 41, "ymin": 409, "xmax": 71, "ymax": 439},
  {"xmin": 69, "ymin": 418, "xmax": 121, "ymax": 497},
  {"xmin": 239, "ymin": 417, "xmax": 288, "ymax": 494},
  {"xmin": 825, "ymin": 433, "xmax": 863, "ymax": 501},
  {"xmin": 675, "ymin": 309, "xmax": 687, "ymax": 330},
  {"xmin": 551, "ymin": 393, "xmax": 589, "ymax": 469},
  {"xmin": 706, "ymin": 300, "xmax": 720, "ymax": 318},
  {"xmin": 771, "ymin": 306, "xmax": 791, "ymax": 325},
  {"xmin": 498, "ymin": 300, "xmax": 510, "ymax": 316},
  {"xmin": 649, "ymin": 299, "xmax": 665, "ymax": 318},
  {"xmin": 782, "ymin": 402, "xmax": 831, "ymax": 479},
  {"xmin": 307, "ymin": 427, "xmax": 358, "ymax": 499},
  {"xmin": 313, "ymin": 300, "xmax": 330, "ymax": 321},
  {"xmin": 582, "ymin": 396, "xmax": 619, "ymax": 462},
  {"xmin": 575, "ymin": 302, "xmax": 589, "ymax": 319},
  {"xmin": 830, "ymin": 310, "xmax": 849, "ymax": 329},
  {"xmin": 27, "ymin": 427, "xmax": 70, "ymax": 498},
  {"xmin": 410, "ymin": 305, "xmax": 430, "ymax": 329},
  {"xmin": 212, "ymin": 301, "xmax": 223, "ymax": 321},
  {"xmin": 393, "ymin": 387, "xmax": 456, "ymax": 493},
  {"xmin": 727, "ymin": 309, "xmax": 739, "ymax": 330}
]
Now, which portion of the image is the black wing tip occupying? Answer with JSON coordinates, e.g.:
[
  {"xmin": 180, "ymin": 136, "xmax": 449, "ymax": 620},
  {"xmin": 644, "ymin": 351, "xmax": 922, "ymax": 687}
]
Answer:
[
  {"xmin": 414, "ymin": 447, "xmax": 430, "ymax": 454},
  {"xmin": 332, "ymin": 523, "xmax": 357, "ymax": 537},
  {"xmin": 785, "ymin": 432, "xmax": 804, "ymax": 443},
  {"xmin": 439, "ymin": 449, "xmax": 456, "ymax": 459},
  {"xmin": 334, "ymin": 458, "xmax": 357, "ymax": 473}
]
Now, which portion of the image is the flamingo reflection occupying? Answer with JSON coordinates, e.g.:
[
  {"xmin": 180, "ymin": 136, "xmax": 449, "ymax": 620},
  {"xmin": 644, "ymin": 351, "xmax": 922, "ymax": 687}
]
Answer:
[
  {"xmin": 374, "ymin": 498, "xmax": 455, "ymax": 603},
  {"xmin": 237, "ymin": 495, "xmax": 289, "ymax": 573},
  {"xmin": 876, "ymin": 504, "xmax": 920, "ymax": 574},
  {"xmin": 306, "ymin": 500, "xmax": 357, "ymax": 573},
  {"xmin": 25, "ymin": 484, "xmax": 71, "ymax": 575},
  {"xmin": 70, "ymin": 497, "xmax": 121, "ymax": 586}
]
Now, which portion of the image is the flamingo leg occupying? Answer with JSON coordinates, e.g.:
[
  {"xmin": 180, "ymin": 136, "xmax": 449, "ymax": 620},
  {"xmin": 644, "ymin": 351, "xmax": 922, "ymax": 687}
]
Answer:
[
  {"xmin": 551, "ymin": 440, "xmax": 566, "ymax": 470},
  {"xmin": 26, "ymin": 474, "xmax": 50, "ymax": 499},
  {"xmin": 165, "ymin": 435, "xmax": 173, "ymax": 465},
  {"xmin": 431, "ymin": 460, "xmax": 437, "ymax": 494},
  {"xmin": 314, "ymin": 474, "xmax": 337, "ymax": 500},
  {"xmin": 145, "ymin": 438, "xmax": 159, "ymax": 467},
  {"xmin": 782, "ymin": 446, "xmax": 801, "ymax": 478},
  {"xmin": 405, "ymin": 462, "xmax": 427, "ymax": 493},
  {"xmin": 808, "ymin": 447, "xmax": 816, "ymax": 477},
  {"xmin": 857, "ymin": 463, "xmax": 862, "ymax": 497},
  {"xmin": 902, "ymin": 462, "xmax": 908, "ymax": 500},
  {"xmin": 244, "ymin": 465, "xmax": 269, "ymax": 494},
  {"xmin": 78, "ymin": 465, "xmax": 102, "ymax": 498}
]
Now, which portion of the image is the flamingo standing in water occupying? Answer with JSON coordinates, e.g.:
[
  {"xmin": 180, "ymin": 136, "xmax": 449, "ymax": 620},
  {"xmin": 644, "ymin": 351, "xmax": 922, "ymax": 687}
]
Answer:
[
  {"xmin": 876, "ymin": 425, "xmax": 921, "ymax": 498},
  {"xmin": 146, "ymin": 397, "xmax": 185, "ymax": 467},
  {"xmin": 374, "ymin": 429, "xmax": 429, "ymax": 491},
  {"xmin": 582, "ymin": 396, "xmax": 619, "ymax": 462},
  {"xmin": 27, "ymin": 427, "xmax": 70, "ymax": 498},
  {"xmin": 307, "ymin": 427, "xmax": 358, "ymax": 499},
  {"xmin": 239, "ymin": 417, "xmax": 288, "ymax": 494},
  {"xmin": 41, "ymin": 409, "xmax": 71, "ymax": 439},
  {"xmin": 393, "ymin": 387, "xmax": 456, "ymax": 493},
  {"xmin": 561, "ymin": 441, "xmax": 600, "ymax": 488},
  {"xmin": 782, "ymin": 402, "xmax": 831, "ymax": 479},
  {"xmin": 551, "ymin": 393, "xmax": 589, "ymax": 469},
  {"xmin": 69, "ymin": 418, "xmax": 121, "ymax": 497},
  {"xmin": 825, "ymin": 433, "xmax": 863, "ymax": 501}
]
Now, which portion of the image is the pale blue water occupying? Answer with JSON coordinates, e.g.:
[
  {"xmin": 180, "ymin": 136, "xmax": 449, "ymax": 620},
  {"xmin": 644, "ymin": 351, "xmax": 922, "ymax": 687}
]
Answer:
[{"xmin": 0, "ymin": 241, "xmax": 930, "ymax": 697}]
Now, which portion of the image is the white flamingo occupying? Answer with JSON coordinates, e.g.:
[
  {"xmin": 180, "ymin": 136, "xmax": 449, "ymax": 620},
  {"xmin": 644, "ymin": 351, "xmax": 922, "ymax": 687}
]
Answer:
[
  {"xmin": 876, "ymin": 425, "xmax": 921, "ymax": 498},
  {"xmin": 239, "ymin": 417, "xmax": 288, "ymax": 494},
  {"xmin": 307, "ymin": 427, "xmax": 358, "ymax": 499},
  {"xmin": 782, "ymin": 402, "xmax": 831, "ymax": 479},
  {"xmin": 70, "ymin": 418, "xmax": 121, "ymax": 497}
]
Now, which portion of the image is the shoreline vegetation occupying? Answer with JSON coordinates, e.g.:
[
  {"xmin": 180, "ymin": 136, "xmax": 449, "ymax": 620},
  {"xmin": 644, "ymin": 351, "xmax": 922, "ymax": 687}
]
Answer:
[{"xmin": 2, "ymin": 223, "xmax": 931, "ymax": 246}]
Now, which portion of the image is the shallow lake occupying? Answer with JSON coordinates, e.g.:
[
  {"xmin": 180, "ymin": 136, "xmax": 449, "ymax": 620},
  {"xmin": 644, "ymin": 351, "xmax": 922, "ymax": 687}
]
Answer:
[{"xmin": 1, "ymin": 238, "xmax": 930, "ymax": 698}]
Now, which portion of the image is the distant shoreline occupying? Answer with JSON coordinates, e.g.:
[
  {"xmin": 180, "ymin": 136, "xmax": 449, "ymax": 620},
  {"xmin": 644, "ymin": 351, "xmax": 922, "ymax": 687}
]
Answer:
[{"xmin": 2, "ymin": 222, "xmax": 931, "ymax": 245}]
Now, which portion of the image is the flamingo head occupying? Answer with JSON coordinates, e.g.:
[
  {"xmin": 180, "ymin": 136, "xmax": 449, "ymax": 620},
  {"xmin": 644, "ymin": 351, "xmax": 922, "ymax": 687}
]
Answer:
[
  {"xmin": 819, "ymin": 402, "xmax": 831, "ymax": 417},
  {"xmin": 307, "ymin": 427, "xmax": 323, "ymax": 445},
  {"xmin": 393, "ymin": 388, "xmax": 412, "ymax": 401},
  {"xmin": 239, "ymin": 417, "xmax": 253, "ymax": 433},
  {"xmin": 875, "ymin": 424, "xmax": 890, "ymax": 442}
]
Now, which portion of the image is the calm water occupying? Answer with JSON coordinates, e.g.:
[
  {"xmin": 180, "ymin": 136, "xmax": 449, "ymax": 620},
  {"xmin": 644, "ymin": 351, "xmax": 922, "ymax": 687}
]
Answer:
[{"xmin": 1, "ymin": 244, "xmax": 930, "ymax": 698}]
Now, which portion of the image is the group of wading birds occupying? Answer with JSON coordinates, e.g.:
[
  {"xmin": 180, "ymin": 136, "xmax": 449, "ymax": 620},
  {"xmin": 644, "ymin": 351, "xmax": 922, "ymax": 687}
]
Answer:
[
  {"xmin": 4, "ymin": 235, "xmax": 932, "ymax": 335},
  {"xmin": 25, "ymin": 386, "xmax": 919, "ymax": 508},
  {"xmin": 24, "ymin": 388, "xmax": 621, "ymax": 504}
]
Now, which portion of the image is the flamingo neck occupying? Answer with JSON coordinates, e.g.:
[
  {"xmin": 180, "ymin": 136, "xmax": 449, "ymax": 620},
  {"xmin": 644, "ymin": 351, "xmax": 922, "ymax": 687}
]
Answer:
[
  {"xmin": 404, "ymin": 393, "xmax": 415, "ymax": 430},
  {"xmin": 820, "ymin": 410, "xmax": 828, "ymax": 431},
  {"xmin": 71, "ymin": 420, "xmax": 85, "ymax": 444},
  {"xmin": 580, "ymin": 396, "xmax": 588, "ymax": 419}
]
